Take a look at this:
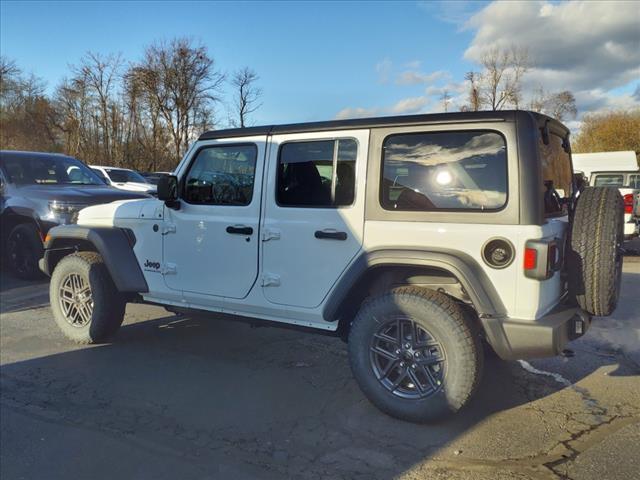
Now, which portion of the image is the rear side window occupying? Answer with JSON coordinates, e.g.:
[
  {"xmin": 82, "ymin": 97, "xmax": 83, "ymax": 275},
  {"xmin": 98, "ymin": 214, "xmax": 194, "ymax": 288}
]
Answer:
[
  {"xmin": 380, "ymin": 131, "xmax": 507, "ymax": 211},
  {"xmin": 593, "ymin": 174, "xmax": 624, "ymax": 187},
  {"xmin": 539, "ymin": 133, "xmax": 573, "ymax": 216},
  {"xmin": 629, "ymin": 174, "xmax": 640, "ymax": 188},
  {"xmin": 277, "ymin": 139, "xmax": 357, "ymax": 207},
  {"xmin": 184, "ymin": 144, "xmax": 257, "ymax": 205}
]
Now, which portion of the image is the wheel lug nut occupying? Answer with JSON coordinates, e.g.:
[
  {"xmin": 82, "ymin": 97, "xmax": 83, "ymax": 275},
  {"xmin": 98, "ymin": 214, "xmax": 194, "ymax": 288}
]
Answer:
[
  {"xmin": 411, "ymin": 364, "xmax": 417, "ymax": 369},
  {"xmin": 395, "ymin": 349, "xmax": 401, "ymax": 355},
  {"xmin": 404, "ymin": 343, "xmax": 411, "ymax": 349},
  {"xmin": 414, "ymin": 351, "xmax": 421, "ymax": 357},
  {"xmin": 399, "ymin": 361, "xmax": 405, "ymax": 368}
]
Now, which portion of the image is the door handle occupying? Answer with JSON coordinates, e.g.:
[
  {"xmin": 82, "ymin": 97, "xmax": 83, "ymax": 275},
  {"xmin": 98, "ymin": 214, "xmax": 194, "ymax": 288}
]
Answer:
[
  {"xmin": 226, "ymin": 225, "xmax": 253, "ymax": 235},
  {"xmin": 314, "ymin": 230, "xmax": 347, "ymax": 241}
]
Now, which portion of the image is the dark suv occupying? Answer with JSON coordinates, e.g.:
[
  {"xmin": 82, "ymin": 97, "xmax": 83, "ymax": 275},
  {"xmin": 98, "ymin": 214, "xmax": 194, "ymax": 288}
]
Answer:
[{"xmin": 0, "ymin": 151, "xmax": 148, "ymax": 279}]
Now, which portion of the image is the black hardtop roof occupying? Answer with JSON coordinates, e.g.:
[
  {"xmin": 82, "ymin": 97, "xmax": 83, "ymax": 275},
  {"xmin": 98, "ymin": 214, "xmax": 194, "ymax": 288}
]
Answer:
[
  {"xmin": 199, "ymin": 110, "xmax": 557, "ymax": 141},
  {"xmin": 0, "ymin": 150, "xmax": 77, "ymax": 161}
]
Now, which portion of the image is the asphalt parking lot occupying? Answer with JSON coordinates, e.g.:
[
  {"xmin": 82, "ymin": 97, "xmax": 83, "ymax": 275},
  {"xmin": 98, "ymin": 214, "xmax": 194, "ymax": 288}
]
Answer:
[{"xmin": 1, "ymin": 245, "xmax": 639, "ymax": 480}]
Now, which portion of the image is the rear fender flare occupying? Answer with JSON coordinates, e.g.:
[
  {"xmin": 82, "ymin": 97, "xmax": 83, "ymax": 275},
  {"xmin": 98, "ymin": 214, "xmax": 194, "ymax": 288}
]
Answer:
[{"xmin": 322, "ymin": 248, "xmax": 507, "ymax": 322}]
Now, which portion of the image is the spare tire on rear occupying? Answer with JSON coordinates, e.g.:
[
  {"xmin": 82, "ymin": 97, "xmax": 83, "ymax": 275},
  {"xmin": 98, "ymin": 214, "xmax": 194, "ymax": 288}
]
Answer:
[{"xmin": 567, "ymin": 187, "xmax": 624, "ymax": 316}]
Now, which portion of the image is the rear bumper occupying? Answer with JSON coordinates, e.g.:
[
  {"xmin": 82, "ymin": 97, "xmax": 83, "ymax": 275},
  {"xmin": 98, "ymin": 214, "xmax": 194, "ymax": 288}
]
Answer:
[{"xmin": 481, "ymin": 304, "xmax": 591, "ymax": 360}]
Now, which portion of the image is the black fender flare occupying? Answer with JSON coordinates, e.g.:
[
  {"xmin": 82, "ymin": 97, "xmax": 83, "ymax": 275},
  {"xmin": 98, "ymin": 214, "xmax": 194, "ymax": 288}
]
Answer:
[
  {"xmin": 40, "ymin": 225, "xmax": 148, "ymax": 293},
  {"xmin": 322, "ymin": 248, "xmax": 507, "ymax": 322}
]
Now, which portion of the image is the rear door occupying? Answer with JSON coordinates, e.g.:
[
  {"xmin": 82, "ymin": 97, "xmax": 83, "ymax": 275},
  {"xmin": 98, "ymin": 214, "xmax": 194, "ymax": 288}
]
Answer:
[{"xmin": 261, "ymin": 130, "xmax": 368, "ymax": 308}]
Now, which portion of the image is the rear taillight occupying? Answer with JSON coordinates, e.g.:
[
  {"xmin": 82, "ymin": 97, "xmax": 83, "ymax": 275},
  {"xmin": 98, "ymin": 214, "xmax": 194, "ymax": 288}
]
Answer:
[
  {"xmin": 524, "ymin": 239, "xmax": 559, "ymax": 280},
  {"xmin": 623, "ymin": 194, "xmax": 633, "ymax": 214},
  {"xmin": 524, "ymin": 248, "xmax": 537, "ymax": 271}
]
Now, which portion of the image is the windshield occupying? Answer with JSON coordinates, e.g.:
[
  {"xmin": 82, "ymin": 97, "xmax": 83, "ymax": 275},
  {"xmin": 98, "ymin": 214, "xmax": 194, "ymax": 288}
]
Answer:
[
  {"xmin": 105, "ymin": 168, "xmax": 148, "ymax": 183},
  {"xmin": 0, "ymin": 154, "xmax": 105, "ymax": 185}
]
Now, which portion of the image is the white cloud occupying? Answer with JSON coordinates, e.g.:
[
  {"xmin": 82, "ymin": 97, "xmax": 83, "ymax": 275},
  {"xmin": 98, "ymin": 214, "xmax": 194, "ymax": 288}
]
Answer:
[
  {"xmin": 396, "ymin": 69, "xmax": 450, "ymax": 86},
  {"xmin": 335, "ymin": 96, "xmax": 430, "ymax": 119},
  {"xmin": 464, "ymin": 1, "xmax": 640, "ymax": 114},
  {"xmin": 375, "ymin": 58, "xmax": 392, "ymax": 84},
  {"xmin": 390, "ymin": 96, "xmax": 428, "ymax": 114},
  {"xmin": 335, "ymin": 107, "xmax": 380, "ymax": 120}
]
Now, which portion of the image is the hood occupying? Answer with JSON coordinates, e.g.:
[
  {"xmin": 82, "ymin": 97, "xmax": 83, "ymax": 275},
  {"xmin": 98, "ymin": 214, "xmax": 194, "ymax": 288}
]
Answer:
[
  {"xmin": 77, "ymin": 198, "xmax": 159, "ymax": 226},
  {"xmin": 12, "ymin": 184, "xmax": 150, "ymax": 204},
  {"xmin": 112, "ymin": 182, "xmax": 157, "ymax": 193}
]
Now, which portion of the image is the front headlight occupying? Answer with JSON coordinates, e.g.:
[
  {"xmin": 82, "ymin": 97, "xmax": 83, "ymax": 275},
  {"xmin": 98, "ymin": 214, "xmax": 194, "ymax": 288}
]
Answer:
[{"xmin": 47, "ymin": 201, "xmax": 87, "ymax": 224}]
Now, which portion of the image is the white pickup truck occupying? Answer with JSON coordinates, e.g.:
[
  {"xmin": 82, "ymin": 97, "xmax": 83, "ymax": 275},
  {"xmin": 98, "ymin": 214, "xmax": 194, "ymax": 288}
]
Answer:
[{"xmin": 573, "ymin": 151, "xmax": 639, "ymax": 239}]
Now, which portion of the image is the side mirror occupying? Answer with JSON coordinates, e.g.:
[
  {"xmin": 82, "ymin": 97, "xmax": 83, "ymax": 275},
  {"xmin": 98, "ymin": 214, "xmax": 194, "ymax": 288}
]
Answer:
[{"xmin": 157, "ymin": 175, "xmax": 179, "ymax": 209}]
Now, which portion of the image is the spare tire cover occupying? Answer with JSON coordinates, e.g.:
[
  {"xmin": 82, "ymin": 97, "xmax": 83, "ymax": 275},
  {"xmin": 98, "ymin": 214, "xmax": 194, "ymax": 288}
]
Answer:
[{"xmin": 567, "ymin": 187, "xmax": 624, "ymax": 316}]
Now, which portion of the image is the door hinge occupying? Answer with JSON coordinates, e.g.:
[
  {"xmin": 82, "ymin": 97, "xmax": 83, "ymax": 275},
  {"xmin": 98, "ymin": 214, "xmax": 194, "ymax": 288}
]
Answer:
[
  {"xmin": 162, "ymin": 223, "xmax": 176, "ymax": 235},
  {"xmin": 262, "ymin": 228, "xmax": 281, "ymax": 242},
  {"xmin": 162, "ymin": 263, "xmax": 177, "ymax": 275},
  {"xmin": 261, "ymin": 273, "xmax": 280, "ymax": 287}
]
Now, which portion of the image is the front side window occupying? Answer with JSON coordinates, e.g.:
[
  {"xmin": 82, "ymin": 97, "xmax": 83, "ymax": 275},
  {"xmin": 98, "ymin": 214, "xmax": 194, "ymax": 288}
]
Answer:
[
  {"xmin": 277, "ymin": 138, "xmax": 357, "ymax": 207},
  {"xmin": 184, "ymin": 144, "xmax": 257, "ymax": 205},
  {"xmin": 381, "ymin": 131, "xmax": 507, "ymax": 211},
  {"xmin": 593, "ymin": 174, "xmax": 624, "ymax": 187}
]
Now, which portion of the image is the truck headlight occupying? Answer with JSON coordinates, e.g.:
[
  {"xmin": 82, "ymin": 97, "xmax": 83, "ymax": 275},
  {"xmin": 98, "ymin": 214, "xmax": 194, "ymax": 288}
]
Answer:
[{"xmin": 47, "ymin": 201, "xmax": 86, "ymax": 224}]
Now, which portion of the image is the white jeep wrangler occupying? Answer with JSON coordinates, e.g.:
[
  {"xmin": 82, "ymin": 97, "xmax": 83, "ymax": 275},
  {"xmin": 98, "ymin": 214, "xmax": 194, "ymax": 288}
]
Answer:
[{"xmin": 40, "ymin": 111, "xmax": 624, "ymax": 423}]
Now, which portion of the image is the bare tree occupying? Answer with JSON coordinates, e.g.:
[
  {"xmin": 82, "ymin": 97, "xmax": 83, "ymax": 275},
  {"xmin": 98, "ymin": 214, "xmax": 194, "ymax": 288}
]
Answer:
[
  {"xmin": 135, "ymin": 38, "xmax": 224, "ymax": 160},
  {"xmin": 479, "ymin": 46, "xmax": 529, "ymax": 110},
  {"xmin": 230, "ymin": 67, "xmax": 262, "ymax": 128},
  {"xmin": 463, "ymin": 71, "xmax": 482, "ymax": 111},
  {"xmin": 440, "ymin": 89, "xmax": 450, "ymax": 112},
  {"xmin": 529, "ymin": 86, "xmax": 577, "ymax": 121}
]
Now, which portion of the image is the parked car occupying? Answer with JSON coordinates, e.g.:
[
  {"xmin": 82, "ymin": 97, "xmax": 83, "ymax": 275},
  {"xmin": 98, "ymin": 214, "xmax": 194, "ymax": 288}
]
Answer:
[
  {"xmin": 573, "ymin": 151, "xmax": 639, "ymax": 239},
  {"xmin": 0, "ymin": 151, "xmax": 149, "ymax": 279},
  {"xmin": 40, "ymin": 111, "xmax": 623, "ymax": 422},
  {"xmin": 140, "ymin": 171, "xmax": 172, "ymax": 186},
  {"xmin": 90, "ymin": 166, "xmax": 157, "ymax": 195}
]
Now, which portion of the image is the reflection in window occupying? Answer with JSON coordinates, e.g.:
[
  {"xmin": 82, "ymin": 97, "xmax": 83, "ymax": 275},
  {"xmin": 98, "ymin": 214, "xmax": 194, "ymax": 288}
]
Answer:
[
  {"xmin": 381, "ymin": 131, "xmax": 507, "ymax": 211},
  {"xmin": 184, "ymin": 144, "xmax": 257, "ymax": 205},
  {"xmin": 277, "ymin": 139, "xmax": 356, "ymax": 207}
]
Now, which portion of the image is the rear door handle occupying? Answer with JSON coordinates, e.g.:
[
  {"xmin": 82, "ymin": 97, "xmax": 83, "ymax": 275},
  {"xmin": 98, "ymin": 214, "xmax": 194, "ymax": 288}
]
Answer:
[
  {"xmin": 314, "ymin": 230, "xmax": 347, "ymax": 241},
  {"xmin": 226, "ymin": 225, "xmax": 253, "ymax": 235}
]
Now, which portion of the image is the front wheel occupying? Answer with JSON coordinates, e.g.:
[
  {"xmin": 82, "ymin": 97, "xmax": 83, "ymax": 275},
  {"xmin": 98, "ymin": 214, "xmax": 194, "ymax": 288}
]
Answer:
[
  {"xmin": 50, "ymin": 252, "xmax": 126, "ymax": 344},
  {"xmin": 348, "ymin": 287, "xmax": 483, "ymax": 423}
]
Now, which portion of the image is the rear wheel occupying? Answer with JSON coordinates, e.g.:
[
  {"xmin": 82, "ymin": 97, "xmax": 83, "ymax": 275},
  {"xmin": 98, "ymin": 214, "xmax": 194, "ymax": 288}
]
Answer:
[
  {"xmin": 567, "ymin": 187, "xmax": 624, "ymax": 316},
  {"xmin": 50, "ymin": 252, "xmax": 126, "ymax": 344},
  {"xmin": 6, "ymin": 223, "xmax": 43, "ymax": 280},
  {"xmin": 348, "ymin": 287, "xmax": 483, "ymax": 423}
]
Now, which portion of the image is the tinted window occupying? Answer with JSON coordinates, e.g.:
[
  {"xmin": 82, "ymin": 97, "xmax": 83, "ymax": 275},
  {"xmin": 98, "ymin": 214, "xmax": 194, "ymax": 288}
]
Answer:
[
  {"xmin": 593, "ymin": 174, "xmax": 624, "ymax": 187},
  {"xmin": 539, "ymin": 133, "xmax": 573, "ymax": 216},
  {"xmin": 628, "ymin": 174, "xmax": 640, "ymax": 189},
  {"xmin": 277, "ymin": 139, "xmax": 356, "ymax": 207},
  {"xmin": 106, "ymin": 169, "xmax": 148, "ymax": 183},
  {"xmin": 184, "ymin": 144, "xmax": 257, "ymax": 205},
  {"xmin": 381, "ymin": 131, "xmax": 507, "ymax": 211},
  {"xmin": 1, "ymin": 155, "xmax": 104, "ymax": 185}
]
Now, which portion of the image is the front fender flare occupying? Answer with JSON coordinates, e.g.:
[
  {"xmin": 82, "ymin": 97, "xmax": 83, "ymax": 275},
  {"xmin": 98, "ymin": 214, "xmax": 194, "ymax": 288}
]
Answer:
[
  {"xmin": 40, "ymin": 225, "xmax": 148, "ymax": 293},
  {"xmin": 322, "ymin": 248, "xmax": 506, "ymax": 322}
]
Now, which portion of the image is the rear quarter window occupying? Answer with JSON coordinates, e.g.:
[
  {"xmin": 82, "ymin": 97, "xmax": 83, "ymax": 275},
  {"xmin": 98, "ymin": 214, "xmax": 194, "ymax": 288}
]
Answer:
[{"xmin": 380, "ymin": 130, "xmax": 507, "ymax": 211}]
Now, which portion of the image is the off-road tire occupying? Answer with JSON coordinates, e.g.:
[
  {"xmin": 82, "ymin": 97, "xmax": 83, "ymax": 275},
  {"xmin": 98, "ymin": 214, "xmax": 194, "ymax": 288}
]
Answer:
[
  {"xmin": 6, "ymin": 223, "xmax": 44, "ymax": 280},
  {"xmin": 567, "ymin": 187, "xmax": 624, "ymax": 316},
  {"xmin": 348, "ymin": 287, "xmax": 483, "ymax": 423},
  {"xmin": 50, "ymin": 252, "xmax": 126, "ymax": 344}
]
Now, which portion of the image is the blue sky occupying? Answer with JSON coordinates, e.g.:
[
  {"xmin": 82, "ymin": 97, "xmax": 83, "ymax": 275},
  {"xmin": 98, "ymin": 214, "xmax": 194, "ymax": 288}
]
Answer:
[{"xmin": 1, "ymin": 1, "xmax": 638, "ymax": 128}]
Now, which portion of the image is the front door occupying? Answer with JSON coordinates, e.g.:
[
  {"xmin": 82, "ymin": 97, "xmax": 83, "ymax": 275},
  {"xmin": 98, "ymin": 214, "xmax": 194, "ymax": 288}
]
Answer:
[
  {"xmin": 261, "ymin": 130, "xmax": 368, "ymax": 308},
  {"xmin": 163, "ymin": 137, "xmax": 266, "ymax": 299}
]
